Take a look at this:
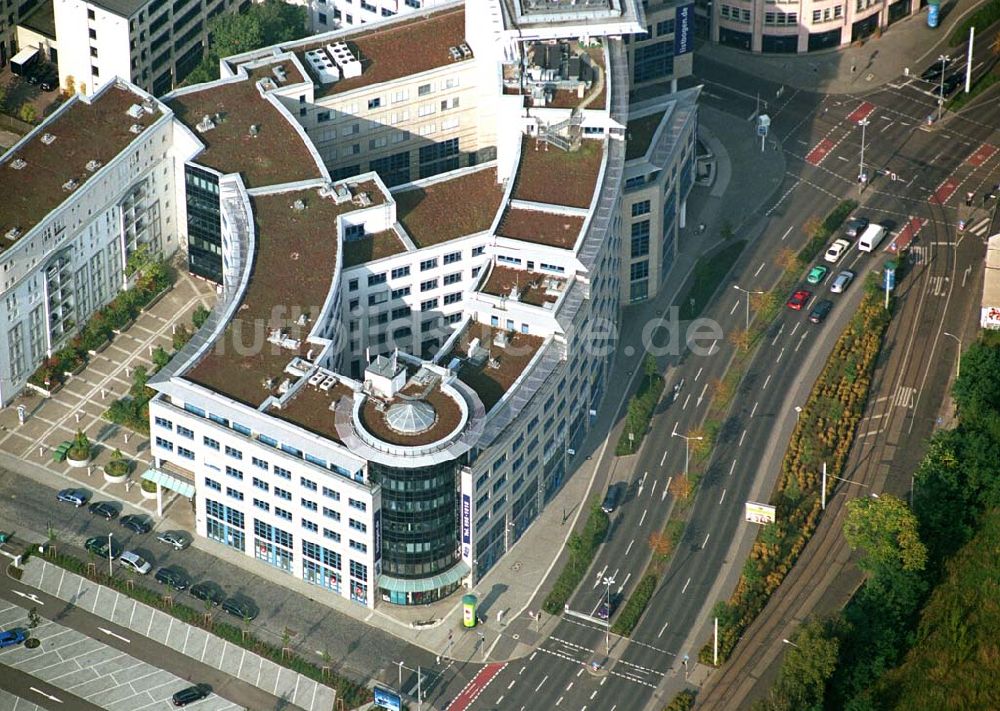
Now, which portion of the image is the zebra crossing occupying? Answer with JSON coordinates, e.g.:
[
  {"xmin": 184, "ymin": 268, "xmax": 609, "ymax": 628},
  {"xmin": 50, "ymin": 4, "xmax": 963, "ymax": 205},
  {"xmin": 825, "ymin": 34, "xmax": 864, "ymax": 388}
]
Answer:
[{"xmin": 966, "ymin": 217, "xmax": 991, "ymax": 237}]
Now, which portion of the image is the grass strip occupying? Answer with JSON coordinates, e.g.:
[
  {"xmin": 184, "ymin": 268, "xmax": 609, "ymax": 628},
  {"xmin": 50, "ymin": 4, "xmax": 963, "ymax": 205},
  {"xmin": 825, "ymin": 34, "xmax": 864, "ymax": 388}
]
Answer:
[
  {"xmin": 542, "ymin": 501, "xmax": 611, "ymax": 614},
  {"xmin": 678, "ymin": 240, "xmax": 747, "ymax": 320}
]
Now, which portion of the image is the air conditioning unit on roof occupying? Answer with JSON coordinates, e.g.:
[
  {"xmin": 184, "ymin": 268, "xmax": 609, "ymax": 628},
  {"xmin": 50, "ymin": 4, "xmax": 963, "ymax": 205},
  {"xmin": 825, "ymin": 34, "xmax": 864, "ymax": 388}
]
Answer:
[
  {"xmin": 85, "ymin": 159, "xmax": 102, "ymax": 172},
  {"xmin": 127, "ymin": 104, "xmax": 145, "ymax": 118},
  {"xmin": 10, "ymin": 158, "xmax": 26, "ymax": 170},
  {"xmin": 196, "ymin": 115, "xmax": 216, "ymax": 133},
  {"xmin": 40, "ymin": 133, "xmax": 56, "ymax": 145},
  {"xmin": 328, "ymin": 42, "xmax": 361, "ymax": 79},
  {"xmin": 129, "ymin": 124, "xmax": 144, "ymax": 134}
]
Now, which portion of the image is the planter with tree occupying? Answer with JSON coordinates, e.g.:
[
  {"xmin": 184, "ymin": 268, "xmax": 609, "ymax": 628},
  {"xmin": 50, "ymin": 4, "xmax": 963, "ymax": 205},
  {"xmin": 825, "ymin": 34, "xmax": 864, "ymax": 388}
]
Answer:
[
  {"xmin": 104, "ymin": 448, "xmax": 131, "ymax": 484},
  {"xmin": 66, "ymin": 430, "xmax": 92, "ymax": 468},
  {"xmin": 140, "ymin": 477, "xmax": 159, "ymax": 500}
]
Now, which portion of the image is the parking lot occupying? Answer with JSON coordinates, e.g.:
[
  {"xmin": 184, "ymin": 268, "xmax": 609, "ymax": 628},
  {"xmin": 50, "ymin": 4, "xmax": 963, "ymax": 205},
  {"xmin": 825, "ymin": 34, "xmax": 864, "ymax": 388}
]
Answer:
[{"xmin": 0, "ymin": 602, "xmax": 239, "ymax": 710}]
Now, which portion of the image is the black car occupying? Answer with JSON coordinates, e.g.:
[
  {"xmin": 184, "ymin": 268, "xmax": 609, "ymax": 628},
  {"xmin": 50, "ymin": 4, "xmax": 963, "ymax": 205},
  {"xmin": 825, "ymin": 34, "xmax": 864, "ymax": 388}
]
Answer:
[
  {"xmin": 844, "ymin": 216, "xmax": 869, "ymax": 239},
  {"xmin": 189, "ymin": 581, "xmax": 225, "ymax": 607},
  {"xmin": 809, "ymin": 299, "xmax": 834, "ymax": 324},
  {"xmin": 88, "ymin": 501, "xmax": 119, "ymax": 520},
  {"xmin": 940, "ymin": 73, "xmax": 964, "ymax": 97},
  {"xmin": 921, "ymin": 57, "xmax": 952, "ymax": 82},
  {"xmin": 155, "ymin": 566, "xmax": 190, "ymax": 591},
  {"xmin": 84, "ymin": 536, "xmax": 123, "ymax": 559},
  {"xmin": 171, "ymin": 684, "xmax": 211, "ymax": 707},
  {"xmin": 120, "ymin": 514, "xmax": 152, "ymax": 534},
  {"xmin": 221, "ymin": 596, "xmax": 258, "ymax": 620}
]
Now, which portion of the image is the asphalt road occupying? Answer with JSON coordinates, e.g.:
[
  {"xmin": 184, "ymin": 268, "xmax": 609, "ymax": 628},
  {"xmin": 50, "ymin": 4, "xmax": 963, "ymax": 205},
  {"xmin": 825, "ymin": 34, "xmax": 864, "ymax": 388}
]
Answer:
[
  {"xmin": 461, "ymin": 36, "xmax": 1000, "ymax": 711},
  {"xmin": 0, "ymin": 661, "xmax": 103, "ymax": 711}
]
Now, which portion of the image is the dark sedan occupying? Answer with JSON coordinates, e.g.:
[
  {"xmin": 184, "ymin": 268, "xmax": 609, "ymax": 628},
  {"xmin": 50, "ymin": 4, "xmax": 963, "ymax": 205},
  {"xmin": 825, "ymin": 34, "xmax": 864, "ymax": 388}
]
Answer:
[
  {"xmin": 120, "ymin": 514, "xmax": 152, "ymax": 534},
  {"xmin": 88, "ymin": 501, "xmax": 119, "ymax": 520},
  {"xmin": 189, "ymin": 581, "xmax": 225, "ymax": 607}
]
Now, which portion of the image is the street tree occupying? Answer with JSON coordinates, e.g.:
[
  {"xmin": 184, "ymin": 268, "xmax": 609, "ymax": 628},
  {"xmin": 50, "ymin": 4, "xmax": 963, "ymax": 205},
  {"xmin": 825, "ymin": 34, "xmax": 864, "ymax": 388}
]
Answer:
[
  {"xmin": 753, "ymin": 617, "xmax": 840, "ymax": 711},
  {"xmin": 728, "ymin": 328, "xmax": 752, "ymax": 352},
  {"xmin": 642, "ymin": 352, "xmax": 659, "ymax": 387},
  {"xmin": 649, "ymin": 530, "xmax": 674, "ymax": 558},
  {"xmin": 843, "ymin": 494, "xmax": 926, "ymax": 577},
  {"xmin": 776, "ymin": 248, "xmax": 800, "ymax": 272},
  {"xmin": 670, "ymin": 474, "xmax": 692, "ymax": 501}
]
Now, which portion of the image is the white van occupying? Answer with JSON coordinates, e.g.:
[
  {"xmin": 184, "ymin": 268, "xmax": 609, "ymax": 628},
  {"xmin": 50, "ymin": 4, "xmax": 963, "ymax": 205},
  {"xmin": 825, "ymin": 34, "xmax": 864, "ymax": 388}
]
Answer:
[{"xmin": 857, "ymin": 224, "xmax": 886, "ymax": 252}]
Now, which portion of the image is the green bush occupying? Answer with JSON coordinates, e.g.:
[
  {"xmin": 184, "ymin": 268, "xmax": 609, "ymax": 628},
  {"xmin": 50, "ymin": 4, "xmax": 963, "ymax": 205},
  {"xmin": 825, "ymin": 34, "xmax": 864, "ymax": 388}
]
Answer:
[
  {"xmin": 616, "ymin": 366, "xmax": 665, "ymax": 455},
  {"xmin": 610, "ymin": 573, "xmax": 658, "ymax": 636},
  {"xmin": 663, "ymin": 689, "xmax": 696, "ymax": 711},
  {"xmin": 950, "ymin": 0, "xmax": 1000, "ymax": 45},
  {"xmin": 543, "ymin": 502, "xmax": 610, "ymax": 614},
  {"xmin": 192, "ymin": 305, "xmax": 211, "ymax": 329}
]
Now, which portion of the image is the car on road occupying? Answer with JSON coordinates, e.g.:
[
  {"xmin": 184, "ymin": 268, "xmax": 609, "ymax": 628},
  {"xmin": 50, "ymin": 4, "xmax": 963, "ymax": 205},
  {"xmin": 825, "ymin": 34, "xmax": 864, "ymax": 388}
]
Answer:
[
  {"xmin": 157, "ymin": 531, "xmax": 190, "ymax": 550},
  {"xmin": 171, "ymin": 684, "xmax": 211, "ymax": 707},
  {"xmin": 596, "ymin": 594, "xmax": 621, "ymax": 621},
  {"xmin": 830, "ymin": 270, "xmax": 855, "ymax": 294},
  {"xmin": 941, "ymin": 73, "xmax": 963, "ymax": 97},
  {"xmin": 155, "ymin": 566, "xmax": 191, "ymax": 591},
  {"xmin": 85, "ymin": 536, "xmax": 123, "ymax": 559},
  {"xmin": 56, "ymin": 488, "xmax": 89, "ymax": 507},
  {"xmin": 786, "ymin": 289, "xmax": 812, "ymax": 311},
  {"xmin": 118, "ymin": 550, "xmax": 152, "ymax": 575},
  {"xmin": 221, "ymin": 596, "xmax": 258, "ymax": 620},
  {"xmin": 806, "ymin": 265, "xmax": 829, "ymax": 285},
  {"xmin": 844, "ymin": 217, "xmax": 869, "ymax": 239},
  {"xmin": 824, "ymin": 239, "xmax": 850, "ymax": 264},
  {"xmin": 809, "ymin": 299, "xmax": 834, "ymax": 324},
  {"xmin": 921, "ymin": 57, "xmax": 952, "ymax": 81},
  {"xmin": 120, "ymin": 514, "xmax": 152, "ymax": 534},
  {"xmin": 88, "ymin": 501, "xmax": 119, "ymax": 520},
  {"xmin": 189, "ymin": 581, "xmax": 225, "ymax": 607},
  {"xmin": 600, "ymin": 482, "xmax": 625, "ymax": 514},
  {"xmin": 0, "ymin": 628, "xmax": 27, "ymax": 648}
]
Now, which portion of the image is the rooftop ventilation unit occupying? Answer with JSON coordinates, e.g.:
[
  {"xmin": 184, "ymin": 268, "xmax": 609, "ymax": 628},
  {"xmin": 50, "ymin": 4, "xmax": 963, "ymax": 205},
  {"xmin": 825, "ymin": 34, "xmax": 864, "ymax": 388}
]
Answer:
[
  {"xmin": 85, "ymin": 159, "xmax": 102, "ymax": 172},
  {"xmin": 127, "ymin": 104, "xmax": 145, "ymax": 119},
  {"xmin": 62, "ymin": 178, "xmax": 79, "ymax": 191},
  {"xmin": 460, "ymin": 43, "xmax": 473, "ymax": 58},
  {"xmin": 5, "ymin": 227, "xmax": 21, "ymax": 241},
  {"xmin": 304, "ymin": 47, "xmax": 340, "ymax": 84},
  {"xmin": 272, "ymin": 65, "xmax": 288, "ymax": 82},
  {"xmin": 10, "ymin": 158, "xmax": 26, "ymax": 170},
  {"xmin": 40, "ymin": 133, "xmax": 56, "ymax": 145},
  {"xmin": 129, "ymin": 124, "xmax": 144, "ymax": 134},
  {"xmin": 328, "ymin": 42, "xmax": 361, "ymax": 79},
  {"xmin": 353, "ymin": 192, "xmax": 372, "ymax": 207},
  {"xmin": 248, "ymin": 124, "xmax": 260, "ymax": 137},
  {"xmin": 142, "ymin": 98, "xmax": 156, "ymax": 114},
  {"xmin": 449, "ymin": 46, "xmax": 462, "ymax": 61},
  {"xmin": 195, "ymin": 115, "xmax": 216, "ymax": 133},
  {"xmin": 256, "ymin": 77, "xmax": 277, "ymax": 92},
  {"xmin": 291, "ymin": 199, "xmax": 306, "ymax": 211}
]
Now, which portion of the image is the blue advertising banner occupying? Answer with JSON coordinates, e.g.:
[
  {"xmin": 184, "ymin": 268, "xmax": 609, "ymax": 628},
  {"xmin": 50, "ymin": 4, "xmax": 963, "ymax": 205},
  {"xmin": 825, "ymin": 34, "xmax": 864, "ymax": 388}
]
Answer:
[
  {"xmin": 462, "ymin": 494, "xmax": 471, "ymax": 545},
  {"xmin": 675, "ymin": 4, "xmax": 695, "ymax": 56},
  {"xmin": 374, "ymin": 686, "xmax": 402, "ymax": 711},
  {"xmin": 927, "ymin": 0, "xmax": 940, "ymax": 27},
  {"xmin": 373, "ymin": 509, "xmax": 382, "ymax": 563}
]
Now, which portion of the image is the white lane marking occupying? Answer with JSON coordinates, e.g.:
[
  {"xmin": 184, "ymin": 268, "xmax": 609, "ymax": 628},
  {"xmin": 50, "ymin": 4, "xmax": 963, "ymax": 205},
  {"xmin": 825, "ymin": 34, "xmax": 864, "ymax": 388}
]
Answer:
[
  {"xmin": 729, "ymin": 459, "xmax": 737, "ymax": 476},
  {"xmin": 682, "ymin": 394, "xmax": 691, "ymax": 410},
  {"xmin": 697, "ymin": 383, "xmax": 708, "ymax": 407},
  {"xmin": 730, "ymin": 300, "xmax": 740, "ymax": 315},
  {"xmin": 660, "ymin": 450, "xmax": 668, "ymax": 467},
  {"xmin": 593, "ymin": 565, "xmax": 608, "ymax": 588},
  {"xmin": 650, "ymin": 480, "xmax": 658, "ymax": 498},
  {"xmin": 771, "ymin": 324, "xmax": 784, "ymax": 346},
  {"xmin": 694, "ymin": 367, "xmax": 703, "ymax": 381},
  {"xmin": 658, "ymin": 621, "xmax": 669, "ymax": 638},
  {"xmin": 790, "ymin": 322, "xmax": 800, "ymax": 337},
  {"xmin": 625, "ymin": 538, "xmax": 635, "ymax": 556},
  {"xmin": 530, "ymin": 651, "xmax": 537, "ymax": 661},
  {"xmin": 719, "ymin": 489, "xmax": 726, "ymax": 505},
  {"xmin": 750, "ymin": 401, "xmax": 758, "ymax": 418},
  {"xmin": 776, "ymin": 347, "xmax": 785, "ymax": 363},
  {"xmin": 662, "ymin": 478, "xmax": 670, "ymax": 501},
  {"xmin": 762, "ymin": 374, "xmax": 771, "ymax": 390},
  {"xmin": 591, "ymin": 690, "xmax": 598, "ymax": 700},
  {"xmin": 755, "ymin": 261, "xmax": 765, "ymax": 277},
  {"xmin": 796, "ymin": 332, "xmax": 808, "ymax": 352},
  {"xmin": 617, "ymin": 572, "xmax": 632, "ymax": 594},
  {"xmin": 639, "ymin": 509, "xmax": 647, "ymax": 527},
  {"xmin": 12, "ymin": 591, "xmax": 44, "ymax": 605},
  {"xmin": 681, "ymin": 578, "xmax": 691, "ymax": 594},
  {"xmin": 739, "ymin": 430, "xmax": 747, "ymax": 447},
  {"xmin": 556, "ymin": 696, "xmax": 563, "ymax": 706},
  {"xmin": 508, "ymin": 680, "xmax": 516, "ymax": 689},
  {"xmin": 98, "ymin": 627, "xmax": 130, "ymax": 643},
  {"xmin": 566, "ymin": 681, "xmax": 574, "ymax": 691},
  {"xmin": 29, "ymin": 688, "xmax": 61, "ymax": 703},
  {"xmin": 702, "ymin": 533, "xmax": 711, "ymax": 549},
  {"xmin": 535, "ymin": 676, "xmax": 548, "ymax": 692},
  {"xmin": 780, "ymin": 225, "xmax": 793, "ymax": 241}
]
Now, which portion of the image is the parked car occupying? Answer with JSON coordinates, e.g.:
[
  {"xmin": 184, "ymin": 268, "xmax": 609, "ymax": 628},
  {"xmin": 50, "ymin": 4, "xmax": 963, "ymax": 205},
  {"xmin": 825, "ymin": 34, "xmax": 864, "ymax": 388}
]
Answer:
[
  {"xmin": 118, "ymin": 551, "xmax": 152, "ymax": 575},
  {"xmin": 809, "ymin": 299, "xmax": 834, "ymax": 324},
  {"xmin": 0, "ymin": 628, "xmax": 27, "ymax": 648},
  {"xmin": 806, "ymin": 265, "xmax": 829, "ymax": 285},
  {"xmin": 830, "ymin": 270, "xmax": 855, "ymax": 294},
  {"xmin": 786, "ymin": 289, "xmax": 812, "ymax": 311},
  {"xmin": 189, "ymin": 581, "xmax": 225, "ymax": 607},
  {"xmin": 120, "ymin": 514, "xmax": 152, "ymax": 534},
  {"xmin": 88, "ymin": 501, "xmax": 119, "ymax": 520},
  {"xmin": 155, "ymin": 566, "xmax": 191, "ymax": 591},
  {"xmin": 172, "ymin": 684, "xmax": 211, "ymax": 707},
  {"xmin": 156, "ymin": 531, "xmax": 190, "ymax": 551},
  {"xmin": 221, "ymin": 596, "xmax": 258, "ymax": 620},
  {"xmin": 824, "ymin": 239, "xmax": 850, "ymax": 263},
  {"xmin": 85, "ymin": 536, "xmax": 123, "ymax": 559},
  {"xmin": 844, "ymin": 217, "xmax": 869, "ymax": 238},
  {"xmin": 56, "ymin": 488, "xmax": 89, "ymax": 507}
]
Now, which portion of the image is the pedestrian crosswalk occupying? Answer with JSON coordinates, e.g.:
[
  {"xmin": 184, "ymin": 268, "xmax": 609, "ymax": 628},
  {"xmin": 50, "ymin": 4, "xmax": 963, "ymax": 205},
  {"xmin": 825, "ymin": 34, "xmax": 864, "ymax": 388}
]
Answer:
[{"xmin": 968, "ymin": 217, "xmax": 991, "ymax": 237}]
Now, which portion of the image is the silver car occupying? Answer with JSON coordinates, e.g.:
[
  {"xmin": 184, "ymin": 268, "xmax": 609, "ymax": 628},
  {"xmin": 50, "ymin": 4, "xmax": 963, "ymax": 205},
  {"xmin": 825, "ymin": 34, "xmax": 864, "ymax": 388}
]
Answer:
[
  {"xmin": 830, "ymin": 270, "xmax": 855, "ymax": 294},
  {"xmin": 156, "ymin": 531, "xmax": 189, "ymax": 551}
]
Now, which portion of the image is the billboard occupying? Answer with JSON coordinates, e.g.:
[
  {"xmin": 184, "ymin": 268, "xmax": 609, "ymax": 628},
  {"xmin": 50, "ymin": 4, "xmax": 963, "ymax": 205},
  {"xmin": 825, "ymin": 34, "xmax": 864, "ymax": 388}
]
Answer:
[
  {"xmin": 982, "ymin": 306, "xmax": 1000, "ymax": 329},
  {"xmin": 462, "ymin": 493, "xmax": 471, "ymax": 545},
  {"xmin": 373, "ymin": 509, "xmax": 382, "ymax": 563},
  {"xmin": 374, "ymin": 686, "xmax": 401, "ymax": 711},
  {"xmin": 674, "ymin": 4, "xmax": 695, "ymax": 56},
  {"xmin": 745, "ymin": 501, "xmax": 777, "ymax": 525}
]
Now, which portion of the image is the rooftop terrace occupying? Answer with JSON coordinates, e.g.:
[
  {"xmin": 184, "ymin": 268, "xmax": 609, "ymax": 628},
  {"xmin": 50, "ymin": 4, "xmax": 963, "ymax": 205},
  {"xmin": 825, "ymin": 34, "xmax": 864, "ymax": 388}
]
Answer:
[
  {"xmin": 395, "ymin": 168, "xmax": 505, "ymax": 248},
  {"xmin": 0, "ymin": 84, "xmax": 160, "ymax": 242},
  {"xmin": 452, "ymin": 322, "xmax": 544, "ymax": 411},
  {"xmin": 270, "ymin": 379, "xmax": 354, "ymax": 443},
  {"xmin": 497, "ymin": 207, "xmax": 584, "ymax": 250},
  {"xmin": 625, "ymin": 110, "xmax": 666, "ymax": 161},
  {"xmin": 512, "ymin": 137, "xmax": 604, "ymax": 209},
  {"xmin": 297, "ymin": 7, "xmax": 469, "ymax": 99},
  {"xmin": 480, "ymin": 265, "xmax": 565, "ymax": 307},
  {"xmin": 185, "ymin": 181, "xmax": 384, "ymax": 406},
  {"xmin": 342, "ymin": 228, "xmax": 408, "ymax": 268},
  {"xmin": 167, "ymin": 78, "xmax": 321, "ymax": 189}
]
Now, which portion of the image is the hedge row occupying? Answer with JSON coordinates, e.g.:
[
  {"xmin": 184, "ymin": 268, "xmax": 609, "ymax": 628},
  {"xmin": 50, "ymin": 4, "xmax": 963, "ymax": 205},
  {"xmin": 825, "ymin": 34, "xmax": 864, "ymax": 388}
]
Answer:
[
  {"xmin": 542, "ymin": 502, "xmax": 610, "ymax": 614},
  {"xmin": 797, "ymin": 200, "xmax": 858, "ymax": 264},
  {"xmin": 39, "ymin": 550, "xmax": 371, "ymax": 708},
  {"xmin": 949, "ymin": 0, "xmax": 1000, "ymax": 46},
  {"xmin": 610, "ymin": 573, "xmax": 658, "ymax": 636},
  {"xmin": 616, "ymin": 363, "xmax": 666, "ymax": 455},
  {"xmin": 700, "ymin": 276, "xmax": 893, "ymax": 666},
  {"xmin": 663, "ymin": 689, "xmax": 696, "ymax": 711}
]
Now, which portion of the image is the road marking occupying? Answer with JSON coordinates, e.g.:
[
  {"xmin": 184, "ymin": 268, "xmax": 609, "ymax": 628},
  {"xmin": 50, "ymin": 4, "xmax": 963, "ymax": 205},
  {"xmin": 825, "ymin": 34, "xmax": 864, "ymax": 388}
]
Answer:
[
  {"xmin": 681, "ymin": 578, "xmax": 691, "ymax": 594},
  {"xmin": 750, "ymin": 401, "xmax": 758, "ymax": 418},
  {"xmin": 30, "ymin": 687, "xmax": 61, "ymax": 703},
  {"xmin": 719, "ymin": 489, "xmax": 726, "ymax": 505},
  {"xmin": 963, "ymin": 266, "xmax": 971, "ymax": 287},
  {"xmin": 660, "ymin": 450, "xmax": 667, "ymax": 466},
  {"xmin": 771, "ymin": 325, "xmax": 784, "ymax": 346},
  {"xmin": 593, "ymin": 565, "xmax": 608, "ymax": 588},
  {"xmin": 702, "ymin": 533, "xmax": 710, "ymax": 549},
  {"xmin": 508, "ymin": 680, "xmax": 516, "ymax": 689},
  {"xmin": 601, "ymin": 678, "xmax": 608, "ymax": 687},
  {"xmin": 650, "ymin": 479, "xmax": 657, "ymax": 498},
  {"xmin": 780, "ymin": 225, "xmax": 793, "ymax": 241},
  {"xmin": 566, "ymin": 682, "xmax": 574, "ymax": 691},
  {"xmin": 530, "ymin": 652, "xmax": 537, "ymax": 661},
  {"xmin": 625, "ymin": 538, "xmax": 635, "ymax": 556},
  {"xmin": 658, "ymin": 621, "xmax": 669, "ymax": 638},
  {"xmin": 682, "ymin": 394, "xmax": 691, "ymax": 410},
  {"xmin": 894, "ymin": 385, "xmax": 916, "ymax": 408},
  {"xmin": 497, "ymin": 696, "xmax": 504, "ymax": 705},
  {"xmin": 535, "ymin": 676, "xmax": 548, "ymax": 692},
  {"xmin": 776, "ymin": 347, "xmax": 785, "ymax": 363},
  {"xmin": 618, "ymin": 572, "xmax": 632, "ymax": 594},
  {"xmin": 519, "ymin": 666, "xmax": 525, "ymax": 675},
  {"xmin": 762, "ymin": 374, "xmax": 771, "ymax": 390},
  {"xmin": 730, "ymin": 300, "xmax": 739, "ymax": 315},
  {"xmin": 739, "ymin": 429, "xmax": 747, "ymax": 447},
  {"xmin": 12, "ymin": 590, "xmax": 44, "ymax": 605},
  {"xmin": 836, "ymin": 155, "xmax": 849, "ymax": 162},
  {"xmin": 639, "ymin": 509, "xmax": 647, "ymax": 527},
  {"xmin": 755, "ymin": 261, "xmax": 765, "ymax": 277},
  {"xmin": 662, "ymin": 478, "xmax": 669, "ymax": 501},
  {"xmin": 695, "ymin": 367, "xmax": 703, "ymax": 381},
  {"xmin": 98, "ymin": 627, "xmax": 130, "ymax": 643},
  {"xmin": 591, "ymin": 690, "xmax": 598, "ymax": 700},
  {"xmin": 790, "ymin": 322, "xmax": 800, "ymax": 337},
  {"xmin": 556, "ymin": 697, "xmax": 563, "ymax": 706}
]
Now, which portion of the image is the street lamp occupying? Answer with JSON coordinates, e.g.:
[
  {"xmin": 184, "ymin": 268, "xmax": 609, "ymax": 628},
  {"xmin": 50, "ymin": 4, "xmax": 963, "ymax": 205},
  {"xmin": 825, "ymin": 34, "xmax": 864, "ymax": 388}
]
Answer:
[
  {"xmin": 671, "ymin": 428, "xmax": 704, "ymax": 479},
  {"xmin": 602, "ymin": 575, "xmax": 616, "ymax": 653},
  {"xmin": 857, "ymin": 117, "xmax": 870, "ymax": 193},
  {"xmin": 733, "ymin": 284, "xmax": 765, "ymax": 331},
  {"xmin": 937, "ymin": 54, "xmax": 948, "ymax": 122},
  {"xmin": 794, "ymin": 406, "xmax": 802, "ymax": 421},
  {"xmin": 943, "ymin": 331, "xmax": 961, "ymax": 378},
  {"xmin": 108, "ymin": 532, "xmax": 114, "ymax": 577},
  {"xmin": 781, "ymin": 638, "xmax": 800, "ymax": 648}
]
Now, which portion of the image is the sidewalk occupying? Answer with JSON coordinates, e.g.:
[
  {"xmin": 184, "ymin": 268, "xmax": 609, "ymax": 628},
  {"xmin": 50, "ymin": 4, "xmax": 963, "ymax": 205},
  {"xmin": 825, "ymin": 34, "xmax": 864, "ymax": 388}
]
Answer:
[{"xmin": 696, "ymin": 0, "xmax": 988, "ymax": 95}]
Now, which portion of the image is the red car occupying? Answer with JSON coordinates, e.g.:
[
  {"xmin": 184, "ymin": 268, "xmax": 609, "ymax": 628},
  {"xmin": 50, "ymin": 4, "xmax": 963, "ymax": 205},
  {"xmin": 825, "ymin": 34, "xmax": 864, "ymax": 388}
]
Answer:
[{"xmin": 786, "ymin": 289, "xmax": 812, "ymax": 311}]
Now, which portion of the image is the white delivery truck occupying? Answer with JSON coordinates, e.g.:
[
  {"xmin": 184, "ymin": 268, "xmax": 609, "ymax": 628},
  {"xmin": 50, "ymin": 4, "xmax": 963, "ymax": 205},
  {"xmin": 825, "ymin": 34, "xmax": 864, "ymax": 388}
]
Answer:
[{"xmin": 857, "ymin": 223, "xmax": 886, "ymax": 252}]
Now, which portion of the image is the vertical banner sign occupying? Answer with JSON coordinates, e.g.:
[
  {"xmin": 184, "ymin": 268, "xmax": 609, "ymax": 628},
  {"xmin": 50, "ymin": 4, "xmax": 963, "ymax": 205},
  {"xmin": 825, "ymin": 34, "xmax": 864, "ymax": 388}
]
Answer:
[
  {"xmin": 927, "ymin": 0, "xmax": 940, "ymax": 28},
  {"xmin": 373, "ymin": 509, "xmax": 382, "ymax": 563},
  {"xmin": 675, "ymin": 4, "xmax": 694, "ymax": 56},
  {"xmin": 461, "ymin": 493, "xmax": 471, "ymax": 559}
]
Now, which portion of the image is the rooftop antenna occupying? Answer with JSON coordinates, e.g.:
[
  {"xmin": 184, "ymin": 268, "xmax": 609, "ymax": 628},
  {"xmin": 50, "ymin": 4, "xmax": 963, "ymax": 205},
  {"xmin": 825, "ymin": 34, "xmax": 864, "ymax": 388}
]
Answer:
[{"xmin": 392, "ymin": 347, "xmax": 398, "ymax": 371}]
